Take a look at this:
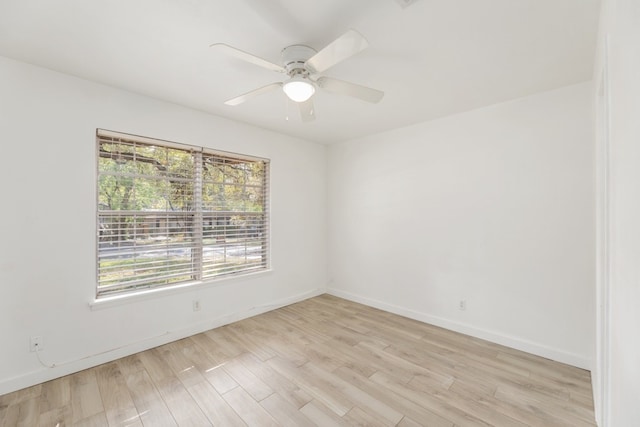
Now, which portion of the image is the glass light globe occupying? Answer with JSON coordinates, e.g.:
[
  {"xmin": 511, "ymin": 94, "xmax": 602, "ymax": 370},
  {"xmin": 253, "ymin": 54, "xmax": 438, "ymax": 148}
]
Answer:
[{"xmin": 283, "ymin": 76, "xmax": 315, "ymax": 103}]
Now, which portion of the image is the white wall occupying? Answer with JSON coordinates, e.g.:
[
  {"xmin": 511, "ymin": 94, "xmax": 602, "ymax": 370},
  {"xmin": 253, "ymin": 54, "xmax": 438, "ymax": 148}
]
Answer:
[
  {"xmin": 328, "ymin": 82, "xmax": 595, "ymax": 368},
  {"xmin": 0, "ymin": 50, "xmax": 602, "ymax": 402},
  {"xmin": 0, "ymin": 55, "xmax": 327, "ymax": 395},
  {"xmin": 593, "ymin": 0, "xmax": 640, "ymax": 425}
]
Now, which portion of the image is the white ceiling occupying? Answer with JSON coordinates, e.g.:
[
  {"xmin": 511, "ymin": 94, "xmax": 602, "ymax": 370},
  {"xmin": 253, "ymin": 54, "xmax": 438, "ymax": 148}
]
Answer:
[{"xmin": 0, "ymin": 0, "xmax": 600, "ymax": 144}]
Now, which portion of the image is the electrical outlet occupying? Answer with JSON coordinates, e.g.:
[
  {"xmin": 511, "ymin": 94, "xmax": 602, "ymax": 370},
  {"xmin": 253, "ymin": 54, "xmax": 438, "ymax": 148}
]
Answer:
[
  {"xmin": 459, "ymin": 300, "xmax": 467, "ymax": 311},
  {"xmin": 193, "ymin": 300, "xmax": 201, "ymax": 312},
  {"xmin": 30, "ymin": 336, "xmax": 43, "ymax": 352}
]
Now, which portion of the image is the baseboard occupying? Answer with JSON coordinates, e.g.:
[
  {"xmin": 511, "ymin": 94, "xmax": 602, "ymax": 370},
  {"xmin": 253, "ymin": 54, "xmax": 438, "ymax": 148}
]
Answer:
[
  {"xmin": 327, "ymin": 288, "xmax": 591, "ymax": 370},
  {"xmin": 0, "ymin": 288, "xmax": 324, "ymax": 396},
  {"xmin": 2, "ymin": 286, "xmax": 591, "ymax": 396}
]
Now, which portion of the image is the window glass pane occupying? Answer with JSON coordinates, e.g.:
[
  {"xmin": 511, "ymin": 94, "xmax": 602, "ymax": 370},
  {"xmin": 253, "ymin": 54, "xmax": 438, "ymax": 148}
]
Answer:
[
  {"xmin": 97, "ymin": 131, "xmax": 269, "ymax": 298},
  {"xmin": 98, "ymin": 212, "xmax": 195, "ymax": 295}
]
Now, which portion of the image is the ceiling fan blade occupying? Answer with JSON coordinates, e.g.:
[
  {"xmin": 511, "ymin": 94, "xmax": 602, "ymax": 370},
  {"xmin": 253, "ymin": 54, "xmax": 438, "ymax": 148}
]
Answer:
[
  {"xmin": 224, "ymin": 82, "xmax": 283, "ymax": 106},
  {"xmin": 211, "ymin": 43, "xmax": 285, "ymax": 73},
  {"xmin": 298, "ymin": 99, "xmax": 316, "ymax": 122},
  {"xmin": 305, "ymin": 29, "xmax": 369, "ymax": 74},
  {"xmin": 316, "ymin": 77, "xmax": 384, "ymax": 103}
]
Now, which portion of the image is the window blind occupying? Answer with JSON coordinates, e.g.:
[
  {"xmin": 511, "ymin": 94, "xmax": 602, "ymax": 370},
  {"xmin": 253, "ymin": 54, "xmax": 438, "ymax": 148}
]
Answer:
[{"xmin": 96, "ymin": 130, "xmax": 269, "ymax": 297}]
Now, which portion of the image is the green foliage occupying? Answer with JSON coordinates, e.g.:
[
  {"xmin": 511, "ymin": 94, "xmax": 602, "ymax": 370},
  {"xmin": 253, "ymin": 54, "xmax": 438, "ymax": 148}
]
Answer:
[{"xmin": 98, "ymin": 141, "xmax": 265, "ymax": 213}]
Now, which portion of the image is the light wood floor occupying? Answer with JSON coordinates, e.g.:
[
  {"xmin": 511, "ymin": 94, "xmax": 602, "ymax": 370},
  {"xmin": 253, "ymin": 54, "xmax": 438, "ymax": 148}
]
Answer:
[{"xmin": 0, "ymin": 295, "xmax": 596, "ymax": 426}]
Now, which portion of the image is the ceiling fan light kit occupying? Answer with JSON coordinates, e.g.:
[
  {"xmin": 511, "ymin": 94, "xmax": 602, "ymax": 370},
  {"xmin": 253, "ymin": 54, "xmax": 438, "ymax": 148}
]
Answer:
[
  {"xmin": 211, "ymin": 29, "xmax": 383, "ymax": 122},
  {"xmin": 281, "ymin": 45, "xmax": 317, "ymax": 103},
  {"xmin": 282, "ymin": 75, "xmax": 315, "ymax": 103}
]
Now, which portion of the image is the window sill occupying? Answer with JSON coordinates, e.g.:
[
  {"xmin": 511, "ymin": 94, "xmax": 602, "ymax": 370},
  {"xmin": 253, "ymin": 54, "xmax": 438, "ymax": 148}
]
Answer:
[{"xmin": 89, "ymin": 269, "xmax": 273, "ymax": 311}]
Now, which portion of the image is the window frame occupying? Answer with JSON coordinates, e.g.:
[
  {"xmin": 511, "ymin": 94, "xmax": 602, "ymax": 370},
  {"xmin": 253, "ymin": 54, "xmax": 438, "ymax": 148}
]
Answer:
[{"xmin": 95, "ymin": 129, "xmax": 270, "ymax": 299}]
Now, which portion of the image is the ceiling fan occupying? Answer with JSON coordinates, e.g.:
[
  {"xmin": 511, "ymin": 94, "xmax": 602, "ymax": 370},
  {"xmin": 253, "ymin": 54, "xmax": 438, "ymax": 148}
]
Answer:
[{"xmin": 210, "ymin": 29, "xmax": 384, "ymax": 122}]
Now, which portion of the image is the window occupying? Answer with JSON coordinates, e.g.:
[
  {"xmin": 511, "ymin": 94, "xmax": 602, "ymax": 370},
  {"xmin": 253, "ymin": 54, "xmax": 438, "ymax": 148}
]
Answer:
[{"xmin": 96, "ymin": 130, "xmax": 269, "ymax": 298}]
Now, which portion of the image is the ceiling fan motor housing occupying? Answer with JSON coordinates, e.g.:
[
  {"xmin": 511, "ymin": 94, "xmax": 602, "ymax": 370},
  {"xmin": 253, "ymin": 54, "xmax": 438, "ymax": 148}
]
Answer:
[{"xmin": 281, "ymin": 45, "xmax": 317, "ymax": 76}]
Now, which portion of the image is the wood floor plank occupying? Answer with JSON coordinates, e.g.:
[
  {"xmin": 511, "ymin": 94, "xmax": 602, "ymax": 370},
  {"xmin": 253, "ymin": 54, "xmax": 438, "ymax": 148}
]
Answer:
[
  {"xmin": 343, "ymin": 405, "xmax": 394, "ymax": 427},
  {"xmin": 314, "ymin": 319, "xmax": 377, "ymax": 347},
  {"xmin": 494, "ymin": 383, "xmax": 597, "ymax": 427},
  {"xmin": 0, "ymin": 295, "xmax": 597, "ymax": 426},
  {"xmin": 72, "ymin": 411, "xmax": 108, "ymax": 427},
  {"xmin": 385, "ymin": 337, "xmax": 559, "ymax": 403},
  {"xmin": 0, "ymin": 385, "xmax": 42, "ymax": 408},
  {"xmin": 155, "ymin": 378, "xmax": 212, "ymax": 427},
  {"xmin": 355, "ymin": 340, "xmax": 455, "ymax": 387},
  {"xmin": 299, "ymin": 362, "xmax": 404, "ymax": 425},
  {"xmin": 0, "ymin": 403, "xmax": 19, "ymax": 427},
  {"xmin": 300, "ymin": 339, "xmax": 377, "ymax": 379},
  {"xmin": 3, "ymin": 397, "xmax": 40, "ymax": 427},
  {"xmin": 236, "ymin": 352, "xmax": 313, "ymax": 409},
  {"xmin": 187, "ymin": 381, "xmax": 246, "ymax": 427},
  {"xmin": 155, "ymin": 340, "xmax": 207, "ymax": 389},
  {"xmin": 251, "ymin": 331, "xmax": 309, "ymax": 368},
  {"xmin": 189, "ymin": 333, "xmax": 233, "ymax": 366},
  {"xmin": 69, "ymin": 370, "xmax": 104, "ymax": 423},
  {"xmin": 37, "ymin": 405, "xmax": 73, "ymax": 427},
  {"xmin": 38, "ymin": 377, "xmax": 70, "ymax": 415},
  {"xmin": 298, "ymin": 400, "xmax": 350, "ymax": 427},
  {"xmin": 259, "ymin": 392, "xmax": 315, "ymax": 426},
  {"xmin": 370, "ymin": 370, "xmax": 497, "ymax": 427},
  {"xmin": 497, "ymin": 350, "xmax": 591, "ymax": 384},
  {"xmin": 530, "ymin": 370, "xmax": 594, "ymax": 399},
  {"xmin": 94, "ymin": 362, "xmax": 139, "ymax": 427},
  {"xmin": 570, "ymin": 389, "xmax": 596, "ymax": 410},
  {"xmin": 115, "ymin": 354, "xmax": 145, "ymax": 377},
  {"xmin": 137, "ymin": 348, "xmax": 176, "ymax": 385},
  {"xmin": 122, "ymin": 369, "xmax": 177, "ymax": 427},
  {"xmin": 406, "ymin": 373, "xmax": 530, "ymax": 427},
  {"xmin": 181, "ymin": 337, "xmax": 239, "ymax": 394},
  {"xmin": 333, "ymin": 366, "xmax": 454, "ymax": 427},
  {"xmin": 447, "ymin": 378, "xmax": 570, "ymax": 427},
  {"xmin": 204, "ymin": 328, "xmax": 245, "ymax": 359},
  {"xmin": 222, "ymin": 386, "xmax": 278, "ymax": 427},
  {"xmin": 398, "ymin": 415, "xmax": 429, "ymax": 427},
  {"xmin": 222, "ymin": 357, "xmax": 274, "ymax": 401},
  {"xmin": 220, "ymin": 323, "xmax": 278, "ymax": 361},
  {"xmin": 297, "ymin": 341, "xmax": 346, "ymax": 373},
  {"xmin": 276, "ymin": 312, "xmax": 337, "ymax": 345},
  {"xmin": 267, "ymin": 357, "xmax": 353, "ymax": 417},
  {"xmin": 205, "ymin": 367, "xmax": 239, "ymax": 395}
]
